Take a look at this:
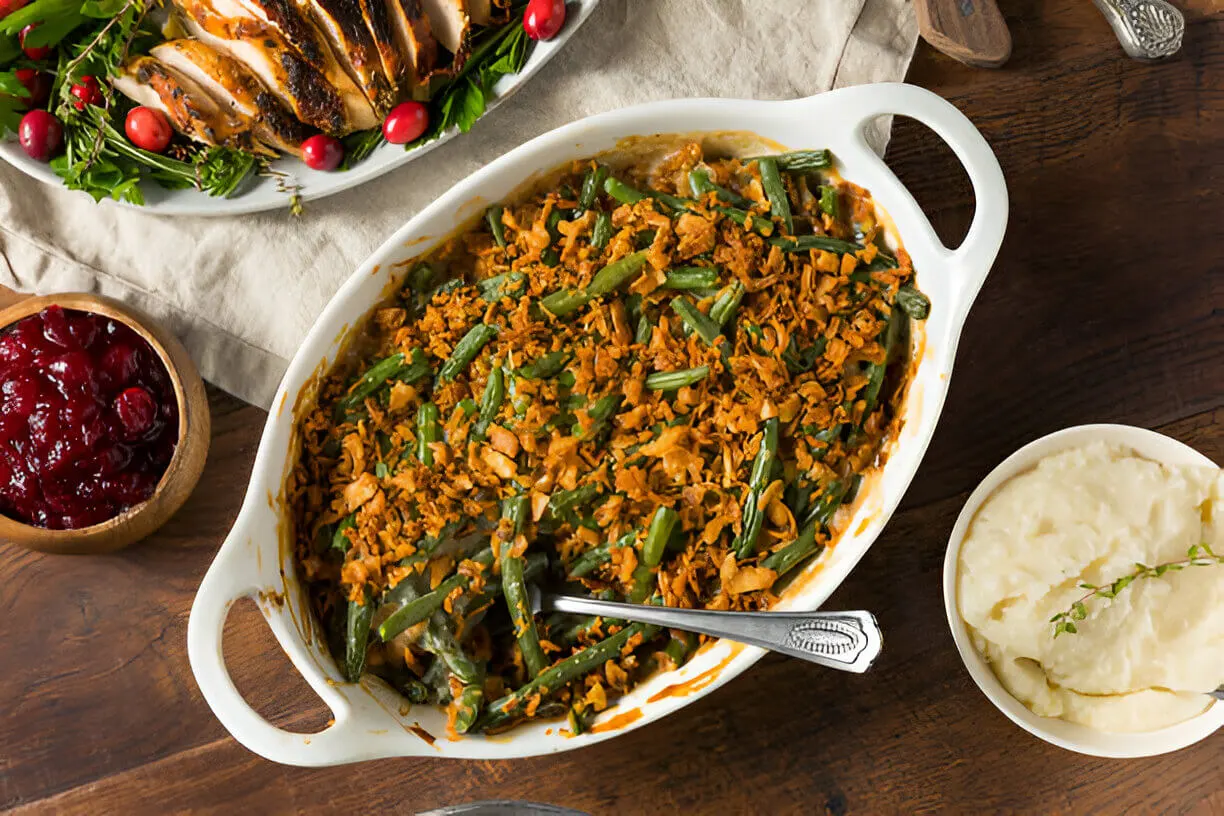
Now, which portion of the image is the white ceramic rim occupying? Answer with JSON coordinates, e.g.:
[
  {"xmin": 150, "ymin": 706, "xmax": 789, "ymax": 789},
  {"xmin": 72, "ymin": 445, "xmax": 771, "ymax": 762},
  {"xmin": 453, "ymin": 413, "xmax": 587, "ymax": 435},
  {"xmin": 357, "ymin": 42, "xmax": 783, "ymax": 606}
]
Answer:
[
  {"xmin": 0, "ymin": 0, "xmax": 600, "ymax": 217},
  {"xmin": 188, "ymin": 82, "xmax": 1009, "ymax": 765},
  {"xmin": 942, "ymin": 423, "xmax": 1224, "ymax": 758}
]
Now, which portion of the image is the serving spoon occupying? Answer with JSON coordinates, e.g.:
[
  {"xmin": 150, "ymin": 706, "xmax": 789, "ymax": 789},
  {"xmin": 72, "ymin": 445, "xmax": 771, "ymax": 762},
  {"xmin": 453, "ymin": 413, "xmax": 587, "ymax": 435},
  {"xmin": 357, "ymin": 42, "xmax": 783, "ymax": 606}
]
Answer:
[{"xmin": 528, "ymin": 587, "xmax": 882, "ymax": 673}]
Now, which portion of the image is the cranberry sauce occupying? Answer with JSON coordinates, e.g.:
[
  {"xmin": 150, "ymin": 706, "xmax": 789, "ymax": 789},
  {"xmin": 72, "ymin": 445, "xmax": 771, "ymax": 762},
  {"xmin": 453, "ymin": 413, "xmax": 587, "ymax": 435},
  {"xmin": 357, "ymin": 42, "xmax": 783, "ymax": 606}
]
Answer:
[{"xmin": 0, "ymin": 306, "xmax": 179, "ymax": 530}]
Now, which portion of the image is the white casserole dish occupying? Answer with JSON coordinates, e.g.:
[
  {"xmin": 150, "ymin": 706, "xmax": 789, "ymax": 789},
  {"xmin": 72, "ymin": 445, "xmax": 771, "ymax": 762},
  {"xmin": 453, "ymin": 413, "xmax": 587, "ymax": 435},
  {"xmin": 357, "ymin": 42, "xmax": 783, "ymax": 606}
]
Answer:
[{"xmin": 187, "ymin": 82, "xmax": 1008, "ymax": 765}]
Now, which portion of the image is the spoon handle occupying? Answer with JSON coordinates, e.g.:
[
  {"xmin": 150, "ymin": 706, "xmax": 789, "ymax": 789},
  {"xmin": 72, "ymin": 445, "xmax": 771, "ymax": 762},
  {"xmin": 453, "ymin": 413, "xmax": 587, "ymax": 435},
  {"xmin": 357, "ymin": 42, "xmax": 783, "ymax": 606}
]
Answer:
[{"xmin": 541, "ymin": 595, "xmax": 882, "ymax": 674}]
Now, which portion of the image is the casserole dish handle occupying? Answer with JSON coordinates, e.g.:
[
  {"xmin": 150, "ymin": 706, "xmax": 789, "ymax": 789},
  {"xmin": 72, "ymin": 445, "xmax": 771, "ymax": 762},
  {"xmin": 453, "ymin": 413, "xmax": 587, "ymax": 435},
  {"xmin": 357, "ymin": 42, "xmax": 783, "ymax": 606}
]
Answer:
[
  {"xmin": 828, "ymin": 83, "xmax": 1008, "ymax": 317},
  {"xmin": 187, "ymin": 515, "xmax": 370, "ymax": 766}
]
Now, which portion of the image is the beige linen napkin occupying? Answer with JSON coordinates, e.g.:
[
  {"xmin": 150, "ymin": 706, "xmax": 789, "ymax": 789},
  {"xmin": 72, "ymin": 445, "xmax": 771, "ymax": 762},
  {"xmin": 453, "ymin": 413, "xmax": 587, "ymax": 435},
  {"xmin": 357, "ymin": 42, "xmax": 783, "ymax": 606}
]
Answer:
[{"xmin": 0, "ymin": 0, "xmax": 918, "ymax": 408}]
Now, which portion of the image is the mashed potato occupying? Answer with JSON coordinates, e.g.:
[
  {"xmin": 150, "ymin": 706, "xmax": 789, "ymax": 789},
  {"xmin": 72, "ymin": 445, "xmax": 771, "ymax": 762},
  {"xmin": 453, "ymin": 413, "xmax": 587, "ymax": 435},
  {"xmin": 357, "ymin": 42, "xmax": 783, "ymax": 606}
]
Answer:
[{"xmin": 958, "ymin": 441, "xmax": 1224, "ymax": 733}]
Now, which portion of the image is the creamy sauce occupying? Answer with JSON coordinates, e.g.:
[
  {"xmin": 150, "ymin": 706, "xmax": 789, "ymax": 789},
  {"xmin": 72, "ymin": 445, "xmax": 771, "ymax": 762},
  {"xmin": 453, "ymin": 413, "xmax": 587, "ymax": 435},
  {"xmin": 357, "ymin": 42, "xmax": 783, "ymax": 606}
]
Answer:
[{"xmin": 958, "ymin": 442, "xmax": 1224, "ymax": 732}]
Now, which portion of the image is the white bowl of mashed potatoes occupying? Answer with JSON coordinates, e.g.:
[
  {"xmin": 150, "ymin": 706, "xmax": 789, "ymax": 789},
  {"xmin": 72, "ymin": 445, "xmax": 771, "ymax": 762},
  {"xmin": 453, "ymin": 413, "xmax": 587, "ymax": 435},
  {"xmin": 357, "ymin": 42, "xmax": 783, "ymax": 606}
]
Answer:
[{"xmin": 944, "ymin": 424, "xmax": 1224, "ymax": 757}]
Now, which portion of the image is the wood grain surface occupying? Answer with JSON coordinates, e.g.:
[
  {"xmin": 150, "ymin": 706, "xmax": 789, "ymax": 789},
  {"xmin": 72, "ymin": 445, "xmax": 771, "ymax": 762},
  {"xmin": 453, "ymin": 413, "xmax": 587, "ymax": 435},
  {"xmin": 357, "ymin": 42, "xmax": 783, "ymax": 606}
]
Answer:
[{"xmin": 3, "ymin": 1, "xmax": 1223, "ymax": 813}]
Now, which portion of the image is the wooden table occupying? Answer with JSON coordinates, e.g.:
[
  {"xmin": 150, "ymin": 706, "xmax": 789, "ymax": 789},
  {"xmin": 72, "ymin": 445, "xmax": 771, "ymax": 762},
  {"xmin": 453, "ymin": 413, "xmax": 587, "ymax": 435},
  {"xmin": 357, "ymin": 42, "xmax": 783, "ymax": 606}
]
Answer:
[{"xmin": 4, "ymin": 2, "xmax": 1223, "ymax": 812}]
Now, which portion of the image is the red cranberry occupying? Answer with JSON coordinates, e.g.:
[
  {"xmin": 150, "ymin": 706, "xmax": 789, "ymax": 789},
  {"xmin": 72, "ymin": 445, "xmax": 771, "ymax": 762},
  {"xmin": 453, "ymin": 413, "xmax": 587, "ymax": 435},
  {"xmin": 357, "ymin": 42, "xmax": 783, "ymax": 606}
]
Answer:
[
  {"xmin": 125, "ymin": 106, "xmax": 173, "ymax": 153},
  {"xmin": 69, "ymin": 75, "xmax": 102, "ymax": 111},
  {"xmin": 113, "ymin": 386, "xmax": 157, "ymax": 439},
  {"xmin": 1, "ymin": 375, "xmax": 42, "ymax": 418},
  {"xmin": 382, "ymin": 102, "xmax": 429, "ymax": 145},
  {"xmin": 67, "ymin": 312, "xmax": 100, "ymax": 349},
  {"xmin": 43, "ymin": 351, "xmax": 97, "ymax": 395},
  {"xmin": 100, "ymin": 342, "xmax": 141, "ymax": 387},
  {"xmin": 41, "ymin": 304, "xmax": 75, "ymax": 347},
  {"xmin": 17, "ymin": 110, "xmax": 63, "ymax": 162},
  {"xmin": 19, "ymin": 24, "xmax": 53, "ymax": 61},
  {"xmin": 301, "ymin": 134, "xmax": 344, "ymax": 171},
  {"xmin": 14, "ymin": 69, "xmax": 52, "ymax": 108},
  {"xmin": 523, "ymin": 0, "xmax": 566, "ymax": 40}
]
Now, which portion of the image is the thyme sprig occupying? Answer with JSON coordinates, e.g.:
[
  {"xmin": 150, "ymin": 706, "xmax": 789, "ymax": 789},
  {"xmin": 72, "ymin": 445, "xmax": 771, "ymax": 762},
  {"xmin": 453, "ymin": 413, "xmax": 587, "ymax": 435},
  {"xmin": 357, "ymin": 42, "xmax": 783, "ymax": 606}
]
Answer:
[{"xmin": 1051, "ymin": 542, "xmax": 1223, "ymax": 637}]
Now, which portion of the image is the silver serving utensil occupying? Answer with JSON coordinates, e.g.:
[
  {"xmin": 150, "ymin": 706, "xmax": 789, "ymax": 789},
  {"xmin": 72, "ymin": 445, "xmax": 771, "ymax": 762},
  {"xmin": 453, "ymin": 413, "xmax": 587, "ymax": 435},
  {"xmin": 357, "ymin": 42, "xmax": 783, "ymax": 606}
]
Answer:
[
  {"xmin": 1209, "ymin": 687, "xmax": 1224, "ymax": 701},
  {"xmin": 528, "ymin": 587, "xmax": 882, "ymax": 673},
  {"xmin": 1092, "ymin": 0, "xmax": 1185, "ymax": 61}
]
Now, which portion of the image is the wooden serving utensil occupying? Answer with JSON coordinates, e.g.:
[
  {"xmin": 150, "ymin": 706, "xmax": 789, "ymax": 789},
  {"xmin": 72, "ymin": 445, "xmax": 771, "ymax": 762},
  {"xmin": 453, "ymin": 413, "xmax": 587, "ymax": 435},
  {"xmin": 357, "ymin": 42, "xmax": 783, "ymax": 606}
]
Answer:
[
  {"xmin": 0, "ymin": 293, "xmax": 210, "ymax": 555},
  {"xmin": 915, "ymin": 0, "xmax": 1013, "ymax": 69}
]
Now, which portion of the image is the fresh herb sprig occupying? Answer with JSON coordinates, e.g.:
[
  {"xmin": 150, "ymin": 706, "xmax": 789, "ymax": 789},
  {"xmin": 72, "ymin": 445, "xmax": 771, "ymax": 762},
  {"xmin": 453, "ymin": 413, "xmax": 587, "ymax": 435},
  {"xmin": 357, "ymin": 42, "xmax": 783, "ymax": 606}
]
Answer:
[{"xmin": 1051, "ymin": 542, "xmax": 1223, "ymax": 637}]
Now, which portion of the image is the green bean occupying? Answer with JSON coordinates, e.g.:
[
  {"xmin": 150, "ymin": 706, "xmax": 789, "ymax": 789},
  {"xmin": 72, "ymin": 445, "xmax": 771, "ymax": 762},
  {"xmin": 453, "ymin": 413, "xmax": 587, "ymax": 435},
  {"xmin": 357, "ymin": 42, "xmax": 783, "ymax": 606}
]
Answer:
[
  {"xmin": 547, "ymin": 483, "xmax": 602, "ymax": 519},
  {"xmin": 798, "ymin": 480, "xmax": 847, "ymax": 531},
  {"xmin": 580, "ymin": 164, "xmax": 610, "ymax": 211},
  {"xmin": 747, "ymin": 149, "xmax": 832, "ymax": 173},
  {"xmin": 541, "ymin": 247, "xmax": 561, "ymax": 267},
  {"xmin": 756, "ymin": 157, "xmax": 793, "ymax": 234},
  {"xmin": 688, "ymin": 168, "xmax": 753, "ymax": 208},
  {"xmin": 477, "ymin": 622, "xmax": 657, "ymax": 731},
  {"xmin": 634, "ymin": 314, "xmax": 652, "ymax": 345},
  {"xmin": 476, "ymin": 271, "xmax": 526, "ymax": 302},
  {"xmin": 568, "ymin": 530, "xmax": 637, "ymax": 578},
  {"xmin": 518, "ymin": 350, "xmax": 570, "ymax": 379},
  {"xmin": 337, "ymin": 352, "xmax": 404, "ymax": 412},
  {"xmin": 344, "ymin": 591, "xmax": 374, "ymax": 682},
  {"xmin": 377, "ymin": 547, "xmax": 496, "ymax": 641},
  {"xmin": 626, "ymin": 563, "xmax": 657, "ymax": 605},
  {"xmin": 733, "ymin": 417, "xmax": 779, "ymax": 558},
  {"xmin": 546, "ymin": 208, "xmax": 565, "ymax": 237},
  {"xmin": 486, "ymin": 205, "xmax": 506, "ymax": 249},
  {"xmin": 670, "ymin": 297, "xmax": 722, "ymax": 346},
  {"xmin": 541, "ymin": 251, "xmax": 648, "ymax": 318},
  {"xmin": 662, "ymin": 632, "xmax": 697, "ymax": 668},
  {"xmin": 896, "ymin": 285, "xmax": 931, "ymax": 320},
  {"xmin": 458, "ymin": 552, "xmax": 549, "ymax": 619},
  {"xmin": 498, "ymin": 496, "xmax": 548, "ymax": 678},
  {"xmin": 819, "ymin": 185, "xmax": 839, "ymax": 218},
  {"xmin": 861, "ymin": 311, "xmax": 895, "ymax": 418},
  {"xmin": 642, "ymin": 506, "xmax": 679, "ymax": 568},
  {"xmin": 770, "ymin": 234, "xmax": 863, "ymax": 255},
  {"xmin": 438, "ymin": 324, "xmax": 498, "ymax": 383},
  {"xmin": 421, "ymin": 611, "xmax": 483, "ymax": 685},
  {"xmin": 588, "ymin": 250, "xmax": 649, "ymax": 296},
  {"xmin": 715, "ymin": 205, "xmax": 774, "ymax": 236},
  {"xmin": 451, "ymin": 684, "xmax": 484, "ymax": 734},
  {"xmin": 330, "ymin": 513, "xmax": 356, "ymax": 553},
  {"xmin": 709, "ymin": 280, "xmax": 746, "ymax": 327},
  {"xmin": 645, "ymin": 366, "xmax": 709, "ymax": 391},
  {"xmin": 472, "ymin": 365, "xmax": 505, "ymax": 441},
  {"xmin": 567, "ymin": 706, "xmax": 587, "ymax": 735},
  {"xmin": 604, "ymin": 176, "xmax": 646, "ymax": 205},
  {"xmin": 664, "ymin": 266, "xmax": 720, "ymax": 290},
  {"xmin": 761, "ymin": 522, "xmax": 822, "ymax": 576},
  {"xmin": 591, "ymin": 212, "xmax": 613, "ymax": 249},
  {"xmin": 416, "ymin": 402, "xmax": 440, "ymax": 465},
  {"xmin": 540, "ymin": 288, "xmax": 588, "ymax": 318}
]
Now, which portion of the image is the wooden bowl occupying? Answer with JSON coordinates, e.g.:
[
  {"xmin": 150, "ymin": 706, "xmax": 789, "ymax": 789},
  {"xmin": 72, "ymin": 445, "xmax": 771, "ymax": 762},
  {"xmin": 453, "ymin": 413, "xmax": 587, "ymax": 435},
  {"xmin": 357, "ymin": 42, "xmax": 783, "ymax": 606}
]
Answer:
[{"xmin": 0, "ymin": 293, "xmax": 210, "ymax": 554}]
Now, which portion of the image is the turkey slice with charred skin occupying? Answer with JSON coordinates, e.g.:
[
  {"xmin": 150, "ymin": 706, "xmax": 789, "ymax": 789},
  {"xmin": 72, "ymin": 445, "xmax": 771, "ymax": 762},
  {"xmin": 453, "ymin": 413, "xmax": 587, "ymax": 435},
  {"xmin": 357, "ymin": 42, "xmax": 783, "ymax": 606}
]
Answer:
[
  {"xmin": 359, "ymin": 0, "xmax": 411, "ymax": 93},
  {"xmin": 150, "ymin": 39, "xmax": 313, "ymax": 157},
  {"xmin": 228, "ymin": 0, "xmax": 380, "ymax": 129},
  {"xmin": 174, "ymin": 0, "xmax": 357, "ymax": 136},
  {"xmin": 384, "ymin": 0, "xmax": 437, "ymax": 94},
  {"xmin": 300, "ymin": 0, "xmax": 398, "ymax": 116},
  {"xmin": 113, "ymin": 56, "xmax": 273, "ymax": 155}
]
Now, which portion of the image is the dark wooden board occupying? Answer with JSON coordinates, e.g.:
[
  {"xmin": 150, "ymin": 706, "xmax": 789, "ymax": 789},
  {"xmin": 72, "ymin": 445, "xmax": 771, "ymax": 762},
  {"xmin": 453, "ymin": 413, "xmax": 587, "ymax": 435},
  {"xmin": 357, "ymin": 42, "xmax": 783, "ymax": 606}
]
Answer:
[{"xmin": 2, "ymin": 1, "xmax": 1223, "ymax": 812}]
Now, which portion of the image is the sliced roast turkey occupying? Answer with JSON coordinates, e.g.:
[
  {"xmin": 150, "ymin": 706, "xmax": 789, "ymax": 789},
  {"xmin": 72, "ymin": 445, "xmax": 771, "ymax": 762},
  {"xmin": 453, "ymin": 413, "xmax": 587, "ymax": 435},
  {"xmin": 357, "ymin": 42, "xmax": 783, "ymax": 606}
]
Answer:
[
  {"xmin": 300, "ymin": 0, "xmax": 398, "ymax": 116},
  {"xmin": 150, "ymin": 39, "xmax": 313, "ymax": 157},
  {"xmin": 113, "ymin": 55, "xmax": 271, "ymax": 155},
  {"xmin": 174, "ymin": 0, "xmax": 361, "ymax": 136}
]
